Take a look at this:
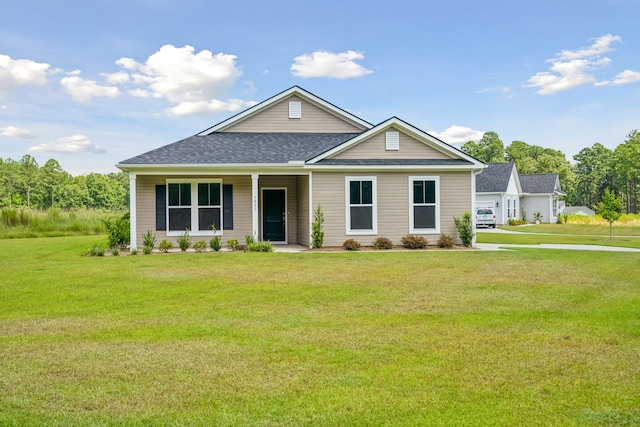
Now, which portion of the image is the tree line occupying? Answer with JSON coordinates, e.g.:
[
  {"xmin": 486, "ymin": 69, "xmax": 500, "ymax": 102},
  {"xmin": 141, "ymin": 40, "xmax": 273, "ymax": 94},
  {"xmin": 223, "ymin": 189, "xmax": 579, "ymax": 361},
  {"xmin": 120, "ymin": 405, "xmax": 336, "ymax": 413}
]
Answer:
[
  {"xmin": 461, "ymin": 130, "xmax": 640, "ymax": 214},
  {"xmin": 0, "ymin": 155, "xmax": 128, "ymax": 210}
]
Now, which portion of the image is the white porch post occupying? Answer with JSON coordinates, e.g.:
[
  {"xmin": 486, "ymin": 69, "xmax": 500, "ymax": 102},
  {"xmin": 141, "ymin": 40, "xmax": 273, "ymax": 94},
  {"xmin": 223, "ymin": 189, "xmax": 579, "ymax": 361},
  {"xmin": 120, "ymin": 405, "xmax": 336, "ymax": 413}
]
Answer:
[
  {"xmin": 129, "ymin": 173, "xmax": 137, "ymax": 249},
  {"xmin": 251, "ymin": 173, "xmax": 259, "ymax": 240},
  {"xmin": 308, "ymin": 171, "xmax": 313, "ymax": 249}
]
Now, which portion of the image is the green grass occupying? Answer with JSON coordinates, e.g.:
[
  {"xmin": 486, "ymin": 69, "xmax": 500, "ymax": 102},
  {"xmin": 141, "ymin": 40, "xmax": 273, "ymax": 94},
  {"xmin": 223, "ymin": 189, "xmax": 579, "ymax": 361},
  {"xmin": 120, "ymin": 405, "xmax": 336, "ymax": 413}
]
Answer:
[
  {"xmin": 501, "ymin": 223, "xmax": 640, "ymax": 237},
  {"xmin": 1, "ymin": 236, "xmax": 639, "ymax": 426},
  {"xmin": 0, "ymin": 208, "xmax": 119, "ymax": 239}
]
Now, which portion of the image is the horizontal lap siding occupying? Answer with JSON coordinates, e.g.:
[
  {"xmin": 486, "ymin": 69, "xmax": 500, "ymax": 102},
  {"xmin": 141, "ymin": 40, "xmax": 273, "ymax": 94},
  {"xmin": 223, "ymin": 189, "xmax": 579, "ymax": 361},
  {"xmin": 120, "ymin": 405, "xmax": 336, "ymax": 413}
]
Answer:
[
  {"xmin": 312, "ymin": 171, "xmax": 473, "ymax": 247},
  {"xmin": 332, "ymin": 130, "xmax": 452, "ymax": 160},
  {"xmin": 223, "ymin": 96, "xmax": 363, "ymax": 133},
  {"xmin": 135, "ymin": 175, "xmax": 252, "ymax": 248}
]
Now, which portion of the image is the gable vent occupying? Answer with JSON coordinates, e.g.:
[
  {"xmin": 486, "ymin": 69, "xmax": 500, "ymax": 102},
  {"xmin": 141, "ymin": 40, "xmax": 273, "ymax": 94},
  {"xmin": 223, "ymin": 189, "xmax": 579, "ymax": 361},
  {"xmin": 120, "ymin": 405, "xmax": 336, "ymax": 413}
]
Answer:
[
  {"xmin": 385, "ymin": 131, "xmax": 399, "ymax": 150},
  {"xmin": 289, "ymin": 101, "xmax": 302, "ymax": 119}
]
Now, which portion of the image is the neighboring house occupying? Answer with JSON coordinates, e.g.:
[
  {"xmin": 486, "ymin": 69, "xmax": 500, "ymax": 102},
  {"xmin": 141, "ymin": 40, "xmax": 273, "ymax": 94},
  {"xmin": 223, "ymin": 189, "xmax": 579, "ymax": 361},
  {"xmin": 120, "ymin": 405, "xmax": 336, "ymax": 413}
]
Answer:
[
  {"xmin": 561, "ymin": 206, "xmax": 595, "ymax": 216},
  {"xmin": 475, "ymin": 162, "xmax": 521, "ymax": 225},
  {"xmin": 519, "ymin": 173, "xmax": 565, "ymax": 223},
  {"xmin": 117, "ymin": 86, "xmax": 486, "ymax": 248}
]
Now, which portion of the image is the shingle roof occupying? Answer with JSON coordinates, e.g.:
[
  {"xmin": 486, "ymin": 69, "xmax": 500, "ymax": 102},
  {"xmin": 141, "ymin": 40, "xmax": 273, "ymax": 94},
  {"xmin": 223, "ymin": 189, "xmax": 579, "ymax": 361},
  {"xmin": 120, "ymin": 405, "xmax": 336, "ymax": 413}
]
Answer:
[
  {"xmin": 519, "ymin": 173, "xmax": 562, "ymax": 194},
  {"xmin": 476, "ymin": 162, "xmax": 515, "ymax": 193},
  {"xmin": 119, "ymin": 132, "xmax": 360, "ymax": 164},
  {"xmin": 316, "ymin": 159, "xmax": 474, "ymax": 166}
]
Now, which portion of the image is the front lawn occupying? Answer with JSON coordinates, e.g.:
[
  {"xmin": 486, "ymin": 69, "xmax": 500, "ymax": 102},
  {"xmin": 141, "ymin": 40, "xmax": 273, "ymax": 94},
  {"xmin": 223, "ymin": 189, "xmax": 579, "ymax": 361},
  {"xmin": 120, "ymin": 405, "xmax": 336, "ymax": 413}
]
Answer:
[{"xmin": 1, "ymin": 236, "xmax": 639, "ymax": 426}]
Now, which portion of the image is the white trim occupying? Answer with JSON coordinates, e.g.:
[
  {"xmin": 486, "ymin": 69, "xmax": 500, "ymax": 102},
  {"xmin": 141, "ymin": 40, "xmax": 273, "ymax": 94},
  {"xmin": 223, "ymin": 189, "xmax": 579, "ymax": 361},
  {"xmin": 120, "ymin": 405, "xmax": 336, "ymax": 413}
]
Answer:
[
  {"xmin": 165, "ymin": 178, "xmax": 223, "ymax": 237},
  {"xmin": 385, "ymin": 131, "xmax": 399, "ymax": 150},
  {"xmin": 198, "ymin": 86, "xmax": 372, "ymax": 134},
  {"xmin": 288, "ymin": 101, "xmax": 301, "ymax": 119},
  {"xmin": 129, "ymin": 173, "xmax": 137, "ymax": 249},
  {"xmin": 408, "ymin": 176, "xmax": 440, "ymax": 234},
  {"xmin": 251, "ymin": 174, "xmax": 259, "ymax": 240},
  {"xmin": 308, "ymin": 172, "xmax": 314, "ymax": 249},
  {"xmin": 261, "ymin": 187, "xmax": 288, "ymax": 244},
  {"xmin": 345, "ymin": 176, "xmax": 377, "ymax": 235},
  {"xmin": 472, "ymin": 170, "xmax": 479, "ymax": 246}
]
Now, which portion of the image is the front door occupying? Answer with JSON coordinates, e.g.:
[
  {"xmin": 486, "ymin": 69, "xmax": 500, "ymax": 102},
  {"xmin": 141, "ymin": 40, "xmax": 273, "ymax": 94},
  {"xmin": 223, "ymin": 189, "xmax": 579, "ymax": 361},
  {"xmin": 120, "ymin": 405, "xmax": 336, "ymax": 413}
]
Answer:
[{"xmin": 262, "ymin": 189, "xmax": 286, "ymax": 242}]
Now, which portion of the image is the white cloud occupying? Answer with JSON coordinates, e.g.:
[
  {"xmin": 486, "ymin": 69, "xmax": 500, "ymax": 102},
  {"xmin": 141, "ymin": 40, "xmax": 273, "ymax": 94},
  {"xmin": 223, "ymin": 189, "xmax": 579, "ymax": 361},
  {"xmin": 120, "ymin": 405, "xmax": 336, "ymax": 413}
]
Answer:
[
  {"xmin": 28, "ymin": 134, "xmax": 106, "ymax": 154},
  {"xmin": 167, "ymin": 99, "xmax": 257, "ymax": 117},
  {"xmin": 429, "ymin": 125, "xmax": 484, "ymax": 144},
  {"xmin": 1, "ymin": 126, "xmax": 37, "ymax": 139},
  {"xmin": 60, "ymin": 75, "xmax": 120, "ymax": 102},
  {"xmin": 612, "ymin": 70, "xmax": 640, "ymax": 85},
  {"xmin": 291, "ymin": 50, "xmax": 373, "ymax": 79},
  {"xmin": 524, "ymin": 34, "xmax": 639, "ymax": 95},
  {"xmin": 0, "ymin": 54, "xmax": 50, "ymax": 94},
  {"xmin": 101, "ymin": 71, "xmax": 130, "ymax": 85}
]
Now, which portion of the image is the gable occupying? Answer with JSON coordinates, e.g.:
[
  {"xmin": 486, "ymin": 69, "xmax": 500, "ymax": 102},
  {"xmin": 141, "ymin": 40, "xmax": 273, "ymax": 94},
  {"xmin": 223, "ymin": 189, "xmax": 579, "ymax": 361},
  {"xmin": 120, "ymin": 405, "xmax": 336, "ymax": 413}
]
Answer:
[{"xmin": 330, "ymin": 127, "xmax": 452, "ymax": 160}]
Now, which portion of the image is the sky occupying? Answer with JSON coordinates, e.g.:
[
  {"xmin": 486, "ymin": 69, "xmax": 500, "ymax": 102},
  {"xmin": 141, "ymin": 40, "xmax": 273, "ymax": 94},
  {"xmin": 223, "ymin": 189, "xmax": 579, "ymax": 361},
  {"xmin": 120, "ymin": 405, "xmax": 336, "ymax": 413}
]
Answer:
[{"xmin": 1, "ymin": 0, "xmax": 639, "ymax": 175}]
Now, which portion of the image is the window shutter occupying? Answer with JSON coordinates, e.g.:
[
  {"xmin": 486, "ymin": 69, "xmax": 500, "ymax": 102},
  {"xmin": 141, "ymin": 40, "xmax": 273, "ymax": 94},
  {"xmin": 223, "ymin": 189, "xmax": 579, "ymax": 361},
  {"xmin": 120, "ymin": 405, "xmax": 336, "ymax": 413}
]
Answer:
[
  {"xmin": 289, "ymin": 101, "xmax": 302, "ymax": 119},
  {"xmin": 386, "ymin": 132, "xmax": 399, "ymax": 150},
  {"xmin": 223, "ymin": 184, "xmax": 233, "ymax": 230},
  {"xmin": 155, "ymin": 185, "xmax": 166, "ymax": 231}
]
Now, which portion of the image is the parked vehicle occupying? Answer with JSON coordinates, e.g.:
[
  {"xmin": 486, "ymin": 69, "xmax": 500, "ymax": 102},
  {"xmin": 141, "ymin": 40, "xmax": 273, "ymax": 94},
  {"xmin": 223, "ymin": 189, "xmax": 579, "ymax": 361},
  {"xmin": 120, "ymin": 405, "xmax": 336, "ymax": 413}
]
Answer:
[{"xmin": 476, "ymin": 207, "xmax": 496, "ymax": 228}]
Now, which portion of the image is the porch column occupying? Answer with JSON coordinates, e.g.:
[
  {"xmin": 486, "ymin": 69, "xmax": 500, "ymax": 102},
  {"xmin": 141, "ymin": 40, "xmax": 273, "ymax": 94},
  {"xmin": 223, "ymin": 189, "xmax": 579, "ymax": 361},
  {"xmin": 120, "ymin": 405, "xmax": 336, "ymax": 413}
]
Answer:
[
  {"xmin": 129, "ymin": 173, "xmax": 137, "ymax": 249},
  {"xmin": 251, "ymin": 173, "xmax": 259, "ymax": 240}
]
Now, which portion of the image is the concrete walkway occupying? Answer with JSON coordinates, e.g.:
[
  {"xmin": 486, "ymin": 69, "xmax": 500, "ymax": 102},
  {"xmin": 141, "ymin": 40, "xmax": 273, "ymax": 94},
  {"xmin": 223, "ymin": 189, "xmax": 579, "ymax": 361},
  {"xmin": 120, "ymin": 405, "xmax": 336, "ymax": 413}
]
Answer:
[{"xmin": 476, "ymin": 243, "xmax": 640, "ymax": 252}]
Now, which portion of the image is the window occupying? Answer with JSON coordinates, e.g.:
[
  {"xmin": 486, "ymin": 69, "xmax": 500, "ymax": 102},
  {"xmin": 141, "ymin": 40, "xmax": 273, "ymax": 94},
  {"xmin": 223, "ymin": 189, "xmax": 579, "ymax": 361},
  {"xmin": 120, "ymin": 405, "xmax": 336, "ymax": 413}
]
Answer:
[
  {"xmin": 167, "ymin": 180, "xmax": 222, "ymax": 235},
  {"xmin": 289, "ymin": 101, "xmax": 301, "ymax": 119},
  {"xmin": 409, "ymin": 177, "xmax": 439, "ymax": 233},
  {"xmin": 513, "ymin": 198, "xmax": 517, "ymax": 218},
  {"xmin": 385, "ymin": 131, "xmax": 399, "ymax": 150},
  {"xmin": 346, "ymin": 177, "xmax": 377, "ymax": 234},
  {"xmin": 507, "ymin": 198, "xmax": 511, "ymax": 218}
]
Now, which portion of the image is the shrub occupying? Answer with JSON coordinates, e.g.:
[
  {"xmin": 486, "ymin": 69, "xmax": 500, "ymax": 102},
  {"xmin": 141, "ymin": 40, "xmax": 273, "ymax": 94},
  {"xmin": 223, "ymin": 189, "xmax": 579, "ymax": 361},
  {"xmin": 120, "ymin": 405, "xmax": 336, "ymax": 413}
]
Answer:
[
  {"xmin": 111, "ymin": 246, "xmax": 119, "ymax": 256},
  {"xmin": 158, "ymin": 240, "xmax": 173, "ymax": 253},
  {"xmin": 177, "ymin": 229, "xmax": 191, "ymax": 251},
  {"xmin": 401, "ymin": 234, "xmax": 428, "ymax": 249},
  {"xmin": 142, "ymin": 230, "xmax": 156, "ymax": 255},
  {"xmin": 454, "ymin": 212, "xmax": 474, "ymax": 247},
  {"xmin": 373, "ymin": 237, "xmax": 393, "ymax": 250},
  {"xmin": 245, "ymin": 241, "xmax": 273, "ymax": 252},
  {"xmin": 245, "ymin": 233, "xmax": 256, "ymax": 245},
  {"xmin": 209, "ymin": 225, "xmax": 222, "ymax": 251},
  {"xmin": 437, "ymin": 234, "xmax": 455, "ymax": 248},
  {"xmin": 507, "ymin": 218, "xmax": 527, "ymax": 226},
  {"xmin": 311, "ymin": 204, "xmax": 325, "ymax": 249},
  {"xmin": 130, "ymin": 248, "xmax": 138, "ymax": 255},
  {"xmin": 102, "ymin": 212, "xmax": 130, "ymax": 249},
  {"xmin": 193, "ymin": 240, "xmax": 207, "ymax": 253},
  {"xmin": 342, "ymin": 238, "xmax": 361, "ymax": 251},
  {"xmin": 227, "ymin": 239, "xmax": 240, "ymax": 251},
  {"xmin": 87, "ymin": 245, "xmax": 106, "ymax": 257}
]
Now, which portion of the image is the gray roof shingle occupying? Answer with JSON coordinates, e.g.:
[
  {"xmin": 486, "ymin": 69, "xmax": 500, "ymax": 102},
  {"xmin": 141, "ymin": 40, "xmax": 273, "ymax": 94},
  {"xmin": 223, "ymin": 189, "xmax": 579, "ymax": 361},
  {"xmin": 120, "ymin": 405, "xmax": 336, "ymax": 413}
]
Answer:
[
  {"xmin": 119, "ymin": 132, "xmax": 360, "ymax": 165},
  {"xmin": 519, "ymin": 173, "xmax": 562, "ymax": 194},
  {"xmin": 476, "ymin": 162, "xmax": 515, "ymax": 193},
  {"xmin": 316, "ymin": 159, "xmax": 474, "ymax": 166}
]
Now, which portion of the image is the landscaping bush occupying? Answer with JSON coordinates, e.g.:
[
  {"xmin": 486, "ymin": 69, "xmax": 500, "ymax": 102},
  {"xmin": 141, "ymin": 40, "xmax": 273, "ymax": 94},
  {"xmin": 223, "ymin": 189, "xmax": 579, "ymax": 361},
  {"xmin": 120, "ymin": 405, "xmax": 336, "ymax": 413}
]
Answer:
[
  {"xmin": 373, "ymin": 237, "xmax": 393, "ymax": 250},
  {"xmin": 507, "ymin": 218, "xmax": 527, "ymax": 226},
  {"xmin": 177, "ymin": 230, "xmax": 191, "ymax": 251},
  {"xmin": 87, "ymin": 245, "xmax": 106, "ymax": 257},
  {"xmin": 437, "ymin": 234, "xmax": 455, "ymax": 248},
  {"xmin": 454, "ymin": 212, "xmax": 474, "ymax": 247},
  {"xmin": 102, "ymin": 212, "xmax": 130, "ymax": 249},
  {"xmin": 342, "ymin": 238, "xmax": 361, "ymax": 251},
  {"xmin": 209, "ymin": 225, "xmax": 222, "ymax": 251},
  {"xmin": 245, "ymin": 241, "xmax": 273, "ymax": 252},
  {"xmin": 142, "ymin": 230, "xmax": 156, "ymax": 254},
  {"xmin": 245, "ymin": 233, "xmax": 256, "ymax": 245},
  {"xmin": 111, "ymin": 246, "xmax": 119, "ymax": 256},
  {"xmin": 129, "ymin": 248, "xmax": 138, "ymax": 255},
  {"xmin": 158, "ymin": 240, "xmax": 173, "ymax": 253},
  {"xmin": 227, "ymin": 239, "xmax": 240, "ymax": 251},
  {"xmin": 401, "ymin": 234, "xmax": 428, "ymax": 249},
  {"xmin": 193, "ymin": 240, "xmax": 207, "ymax": 253},
  {"xmin": 311, "ymin": 204, "xmax": 325, "ymax": 248}
]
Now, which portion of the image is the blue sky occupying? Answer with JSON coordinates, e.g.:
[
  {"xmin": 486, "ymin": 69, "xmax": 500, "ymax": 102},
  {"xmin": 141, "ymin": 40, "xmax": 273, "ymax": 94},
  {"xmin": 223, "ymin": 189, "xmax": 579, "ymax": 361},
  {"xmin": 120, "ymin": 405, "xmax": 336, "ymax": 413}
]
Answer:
[{"xmin": 1, "ymin": 0, "xmax": 639, "ymax": 175}]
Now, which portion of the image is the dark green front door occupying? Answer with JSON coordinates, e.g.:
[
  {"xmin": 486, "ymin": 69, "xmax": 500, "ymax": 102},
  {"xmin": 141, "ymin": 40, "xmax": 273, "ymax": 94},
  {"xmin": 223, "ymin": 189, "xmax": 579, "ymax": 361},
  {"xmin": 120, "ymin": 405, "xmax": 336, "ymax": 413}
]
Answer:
[{"xmin": 263, "ymin": 189, "xmax": 286, "ymax": 242}]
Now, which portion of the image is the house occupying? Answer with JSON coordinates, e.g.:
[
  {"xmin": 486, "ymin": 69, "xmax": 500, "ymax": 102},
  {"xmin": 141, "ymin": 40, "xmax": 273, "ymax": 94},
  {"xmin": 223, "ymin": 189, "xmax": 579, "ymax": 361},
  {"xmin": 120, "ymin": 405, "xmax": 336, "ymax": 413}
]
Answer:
[
  {"xmin": 475, "ymin": 162, "xmax": 521, "ymax": 224},
  {"xmin": 561, "ymin": 206, "xmax": 595, "ymax": 216},
  {"xmin": 519, "ymin": 173, "xmax": 565, "ymax": 223},
  {"xmin": 476, "ymin": 164, "xmax": 564, "ymax": 224},
  {"xmin": 117, "ymin": 86, "xmax": 486, "ymax": 248}
]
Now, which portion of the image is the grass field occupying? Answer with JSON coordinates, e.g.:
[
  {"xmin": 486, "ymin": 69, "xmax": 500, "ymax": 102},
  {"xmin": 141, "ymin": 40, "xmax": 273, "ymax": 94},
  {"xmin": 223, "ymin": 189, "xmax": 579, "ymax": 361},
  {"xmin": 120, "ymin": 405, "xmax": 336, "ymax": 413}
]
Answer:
[{"xmin": 1, "ymin": 236, "xmax": 639, "ymax": 426}]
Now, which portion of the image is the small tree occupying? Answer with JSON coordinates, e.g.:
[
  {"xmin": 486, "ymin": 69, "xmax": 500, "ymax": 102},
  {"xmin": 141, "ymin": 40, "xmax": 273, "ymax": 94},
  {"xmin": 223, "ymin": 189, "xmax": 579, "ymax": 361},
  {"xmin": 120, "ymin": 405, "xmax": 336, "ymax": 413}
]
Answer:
[
  {"xmin": 599, "ymin": 188, "xmax": 621, "ymax": 240},
  {"xmin": 454, "ymin": 212, "xmax": 474, "ymax": 247},
  {"xmin": 311, "ymin": 204, "xmax": 325, "ymax": 248}
]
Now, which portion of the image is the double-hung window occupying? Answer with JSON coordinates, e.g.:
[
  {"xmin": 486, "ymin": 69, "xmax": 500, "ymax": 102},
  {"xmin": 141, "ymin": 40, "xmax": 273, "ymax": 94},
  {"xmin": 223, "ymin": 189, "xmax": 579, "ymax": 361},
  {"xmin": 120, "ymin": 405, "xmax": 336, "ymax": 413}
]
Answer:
[
  {"xmin": 167, "ymin": 180, "xmax": 222, "ymax": 235},
  {"xmin": 409, "ymin": 176, "xmax": 439, "ymax": 233},
  {"xmin": 346, "ymin": 177, "xmax": 377, "ymax": 234}
]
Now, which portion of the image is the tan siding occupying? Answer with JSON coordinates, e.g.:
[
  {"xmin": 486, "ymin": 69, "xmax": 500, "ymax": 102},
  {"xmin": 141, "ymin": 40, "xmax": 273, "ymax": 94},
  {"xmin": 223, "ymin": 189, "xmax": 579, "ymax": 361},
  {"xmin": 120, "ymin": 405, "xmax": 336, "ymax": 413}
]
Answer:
[
  {"xmin": 258, "ymin": 176, "xmax": 298, "ymax": 244},
  {"xmin": 297, "ymin": 175, "xmax": 310, "ymax": 247},
  {"xmin": 224, "ymin": 95, "xmax": 363, "ymax": 133},
  {"xmin": 311, "ymin": 171, "xmax": 473, "ymax": 247},
  {"xmin": 332, "ymin": 129, "xmax": 452, "ymax": 160},
  {"xmin": 134, "ymin": 175, "xmax": 253, "ymax": 248}
]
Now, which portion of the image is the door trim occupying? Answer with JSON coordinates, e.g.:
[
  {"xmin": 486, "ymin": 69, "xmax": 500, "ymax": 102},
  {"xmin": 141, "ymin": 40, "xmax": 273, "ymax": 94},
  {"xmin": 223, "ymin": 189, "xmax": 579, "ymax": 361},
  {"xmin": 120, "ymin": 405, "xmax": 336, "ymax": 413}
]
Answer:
[{"xmin": 261, "ymin": 187, "xmax": 287, "ymax": 244}]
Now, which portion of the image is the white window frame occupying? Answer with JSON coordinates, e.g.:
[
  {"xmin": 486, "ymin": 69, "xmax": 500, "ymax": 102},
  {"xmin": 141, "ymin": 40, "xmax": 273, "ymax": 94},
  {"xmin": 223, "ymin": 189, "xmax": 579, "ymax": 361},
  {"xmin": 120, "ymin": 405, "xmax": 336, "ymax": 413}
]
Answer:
[
  {"xmin": 345, "ymin": 176, "xmax": 377, "ymax": 235},
  {"xmin": 166, "ymin": 179, "xmax": 223, "ymax": 237},
  {"xmin": 408, "ymin": 176, "xmax": 440, "ymax": 234}
]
